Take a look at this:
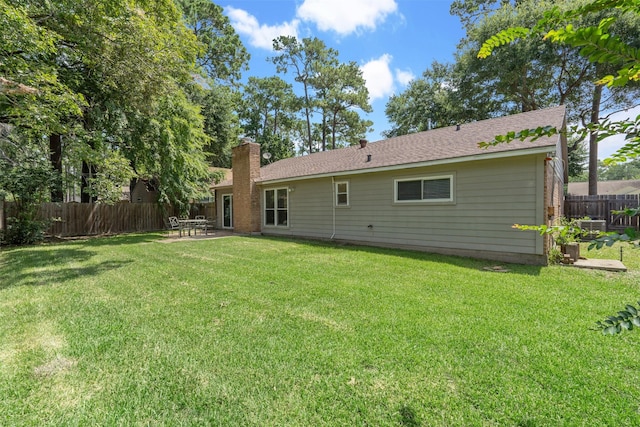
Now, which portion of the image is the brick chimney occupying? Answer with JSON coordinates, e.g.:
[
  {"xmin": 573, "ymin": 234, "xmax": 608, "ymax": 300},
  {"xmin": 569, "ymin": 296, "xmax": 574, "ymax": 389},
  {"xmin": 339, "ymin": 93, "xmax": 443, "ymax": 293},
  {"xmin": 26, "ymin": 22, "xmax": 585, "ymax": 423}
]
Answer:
[
  {"xmin": 359, "ymin": 139, "xmax": 368, "ymax": 148},
  {"xmin": 232, "ymin": 140, "xmax": 261, "ymax": 233}
]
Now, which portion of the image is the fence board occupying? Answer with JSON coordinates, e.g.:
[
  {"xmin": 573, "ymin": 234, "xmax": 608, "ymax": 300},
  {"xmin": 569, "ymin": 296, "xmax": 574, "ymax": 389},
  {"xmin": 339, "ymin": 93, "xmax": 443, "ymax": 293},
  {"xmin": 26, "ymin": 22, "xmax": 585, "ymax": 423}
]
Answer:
[
  {"xmin": 565, "ymin": 195, "xmax": 639, "ymax": 232},
  {"xmin": 3, "ymin": 202, "xmax": 216, "ymax": 237}
]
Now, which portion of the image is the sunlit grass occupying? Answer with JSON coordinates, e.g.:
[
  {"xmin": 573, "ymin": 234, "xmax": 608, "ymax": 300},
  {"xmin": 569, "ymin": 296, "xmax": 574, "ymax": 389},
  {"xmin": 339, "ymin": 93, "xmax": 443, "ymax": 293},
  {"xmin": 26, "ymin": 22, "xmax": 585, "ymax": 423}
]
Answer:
[{"xmin": 1, "ymin": 233, "xmax": 640, "ymax": 426}]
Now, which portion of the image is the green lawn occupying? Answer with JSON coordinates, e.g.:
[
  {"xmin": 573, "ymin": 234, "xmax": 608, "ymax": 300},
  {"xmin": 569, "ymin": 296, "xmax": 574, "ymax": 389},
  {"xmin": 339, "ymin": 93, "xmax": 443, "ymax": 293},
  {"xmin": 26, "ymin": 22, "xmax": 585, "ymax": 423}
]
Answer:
[{"xmin": 2, "ymin": 234, "xmax": 640, "ymax": 426}]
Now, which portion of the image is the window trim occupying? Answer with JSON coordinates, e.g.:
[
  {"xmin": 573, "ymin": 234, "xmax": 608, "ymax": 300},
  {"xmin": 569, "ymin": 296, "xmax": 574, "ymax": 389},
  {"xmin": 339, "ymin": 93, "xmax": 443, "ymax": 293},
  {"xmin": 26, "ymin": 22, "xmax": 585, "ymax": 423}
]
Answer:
[
  {"xmin": 334, "ymin": 180, "xmax": 350, "ymax": 207},
  {"xmin": 264, "ymin": 187, "xmax": 289, "ymax": 227},
  {"xmin": 394, "ymin": 174, "xmax": 454, "ymax": 204}
]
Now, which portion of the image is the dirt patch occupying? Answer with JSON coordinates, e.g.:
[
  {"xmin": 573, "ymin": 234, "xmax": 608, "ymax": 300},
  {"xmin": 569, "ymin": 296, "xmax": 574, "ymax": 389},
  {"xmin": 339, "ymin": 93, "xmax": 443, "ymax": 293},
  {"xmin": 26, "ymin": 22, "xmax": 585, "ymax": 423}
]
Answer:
[{"xmin": 34, "ymin": 355, "xmax": 77, "ymax": 377}]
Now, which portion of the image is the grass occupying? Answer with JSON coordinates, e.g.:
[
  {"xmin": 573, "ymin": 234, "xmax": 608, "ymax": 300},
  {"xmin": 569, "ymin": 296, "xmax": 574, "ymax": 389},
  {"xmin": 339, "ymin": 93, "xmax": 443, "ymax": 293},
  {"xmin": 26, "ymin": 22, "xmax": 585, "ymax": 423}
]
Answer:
[{"xmin": 1, "ymin": 233, "xmax": 640, "ymax": 426}]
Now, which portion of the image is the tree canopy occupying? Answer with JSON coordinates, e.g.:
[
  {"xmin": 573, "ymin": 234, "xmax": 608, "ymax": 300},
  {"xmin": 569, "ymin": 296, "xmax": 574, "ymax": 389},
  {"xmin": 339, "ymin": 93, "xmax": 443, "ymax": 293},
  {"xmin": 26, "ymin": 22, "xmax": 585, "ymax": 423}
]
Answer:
[
  {"xmin": 1, "ymin": 0, "xmax": 248, "ymax": 215},
  {"xmin": 269, "ymin": 36, "xmax": 372, "ymax": 154},
  {"xmin": 477, "ymin": 0, "xmax": 640, "ymax": 168},
  {"xmin": 386, "ymin": 0, "xmax": 640, "ymax": 193}
]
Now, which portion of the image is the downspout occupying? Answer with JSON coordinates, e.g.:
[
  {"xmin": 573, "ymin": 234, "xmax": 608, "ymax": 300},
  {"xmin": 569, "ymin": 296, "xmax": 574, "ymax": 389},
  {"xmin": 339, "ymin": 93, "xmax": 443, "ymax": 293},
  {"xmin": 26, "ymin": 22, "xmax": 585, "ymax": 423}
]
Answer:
[{"xmin": 331, "ymin": 176, "xmax": 336, "ymax": 240}]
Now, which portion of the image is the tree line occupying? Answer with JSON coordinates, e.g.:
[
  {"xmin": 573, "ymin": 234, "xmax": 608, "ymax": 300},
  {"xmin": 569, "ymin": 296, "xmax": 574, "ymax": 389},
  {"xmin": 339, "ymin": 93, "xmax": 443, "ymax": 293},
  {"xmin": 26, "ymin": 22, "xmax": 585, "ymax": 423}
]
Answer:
[{"xmin": 0, "ymin": 0, "xmax": 372, "ymax": 243}]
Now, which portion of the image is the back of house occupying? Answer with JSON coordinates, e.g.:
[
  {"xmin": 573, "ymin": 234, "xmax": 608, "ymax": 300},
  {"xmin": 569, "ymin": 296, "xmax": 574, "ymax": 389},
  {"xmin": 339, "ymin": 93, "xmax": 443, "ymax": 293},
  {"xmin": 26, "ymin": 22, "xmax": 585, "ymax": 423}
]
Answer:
[{"xmin": 215, "ymin": 106, "xmax": 567, "ymax": 265}]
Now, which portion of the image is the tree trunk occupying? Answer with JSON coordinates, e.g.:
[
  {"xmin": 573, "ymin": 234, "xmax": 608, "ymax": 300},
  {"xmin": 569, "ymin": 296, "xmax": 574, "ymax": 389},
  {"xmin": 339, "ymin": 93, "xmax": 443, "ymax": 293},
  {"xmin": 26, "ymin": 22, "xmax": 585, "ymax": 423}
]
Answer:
[
  {"xmin": 331, "ymin": 111, "xmax": 338, "ymax": 150},
  {"xmin": 302, "ymin": 81, "xmax": 313, "ymax": 153},
  {"xmin": 588, "ymin": 82, "xmax": 602, "ymax": 196},
  {"xmin": 50, "ymin": 134, "xmax": 63, "ymax": 202},
  {"xmin": 321, "ymin": 111, "xmax": 327, "ymax": 151},
  {"xmin": 273, "ymin": 109, "xmax": 279, "ymax": 135},
  {"xmin": 81, "ymin": 161, "xmax": 97, "ymax": 203}
]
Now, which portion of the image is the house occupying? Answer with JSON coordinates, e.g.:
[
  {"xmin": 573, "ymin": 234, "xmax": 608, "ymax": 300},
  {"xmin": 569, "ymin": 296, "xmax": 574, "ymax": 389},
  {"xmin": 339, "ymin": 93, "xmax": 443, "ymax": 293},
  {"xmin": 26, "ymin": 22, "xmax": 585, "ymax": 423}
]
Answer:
[
  {"xmin": 129, "ymin": 178, "xmax": 159, "ymax": 203},
  {"xmin": 567, "ymin": 179, "xmax": 640, "ymax": 196},
  {"xmin": 214, "ymin": 106, "xmax": 567, "ymax": 265}
]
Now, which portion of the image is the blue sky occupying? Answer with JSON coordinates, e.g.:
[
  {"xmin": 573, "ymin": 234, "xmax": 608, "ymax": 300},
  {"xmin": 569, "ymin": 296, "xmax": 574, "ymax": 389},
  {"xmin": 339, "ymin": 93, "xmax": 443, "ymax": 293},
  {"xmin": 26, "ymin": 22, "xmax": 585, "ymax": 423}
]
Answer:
[
  {"xmin": 222, "ymin": 0, "xmax": 464, "ymax": 142},
  {"xmin": 221, "ymin": 0, "xmax": 632, "ymax": 159}
]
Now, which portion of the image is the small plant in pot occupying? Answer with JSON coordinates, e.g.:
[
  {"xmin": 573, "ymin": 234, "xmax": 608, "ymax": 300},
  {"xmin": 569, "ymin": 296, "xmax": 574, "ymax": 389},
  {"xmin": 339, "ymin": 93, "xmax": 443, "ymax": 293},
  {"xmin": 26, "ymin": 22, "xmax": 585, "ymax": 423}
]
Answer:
[{"xmin": 513, "ymin": 217, "xmax": 591, "ymax": 263}]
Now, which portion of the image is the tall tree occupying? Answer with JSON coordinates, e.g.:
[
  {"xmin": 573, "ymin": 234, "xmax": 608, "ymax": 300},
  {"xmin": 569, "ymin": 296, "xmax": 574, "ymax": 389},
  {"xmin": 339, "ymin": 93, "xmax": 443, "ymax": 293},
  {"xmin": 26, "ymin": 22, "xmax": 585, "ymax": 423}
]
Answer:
[
  {"xmin": 312, "ymin": 61, "xmax": 373, "ymax": 150},
  {"xmin": 384, "ymin": 61, "xmax": 473, "ymax": 137},
  {"xmin": 0, "ymin": 0, "xmax": 85, "ymax": 202},
  {"xmin": 239, "ymin": 76, "xmax": 299, "ymax": 140},
  {"xmin": 238, "ymin": 77, "xmax": 298, "ymax": 164},
  {"xmin": 473, "ymin": 0, "xmax": 640, "ymax": 194},
  {"xmin": 270, "ymin": 36, "xmax": 338, "ymax": 153},
  {"xmin": 177, "ymin": 0, "xmax": 249, "ymax": 85},
  {"xmin": 198, "ymin": 84, "xmax": 242, "ymax": 168},
  {"xmin": 7, "ymin": 0, "xmax": 214, "ymax": 209},
  {"xmin": 389, "ymin": 0, "xmax": 640, "ymax": 193}
]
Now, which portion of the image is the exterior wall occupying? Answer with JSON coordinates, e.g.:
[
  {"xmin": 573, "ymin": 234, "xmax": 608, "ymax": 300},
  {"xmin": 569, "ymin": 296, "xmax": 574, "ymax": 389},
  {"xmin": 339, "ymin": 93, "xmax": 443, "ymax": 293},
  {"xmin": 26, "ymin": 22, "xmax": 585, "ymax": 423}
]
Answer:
[
  {"xmin": 261, "ymin": 155, "xmax": 548, "ymax": 264},
  {"xmin": 543, "ymin": 153, "xmax": 565, "ymax": 254},
  {"xmin": 130, "ymin": 180, "xmax": 158, "ymax": 203},
  {"xmin": 232, "ymin": 142, "xmax": 261, "ymax": 233}
]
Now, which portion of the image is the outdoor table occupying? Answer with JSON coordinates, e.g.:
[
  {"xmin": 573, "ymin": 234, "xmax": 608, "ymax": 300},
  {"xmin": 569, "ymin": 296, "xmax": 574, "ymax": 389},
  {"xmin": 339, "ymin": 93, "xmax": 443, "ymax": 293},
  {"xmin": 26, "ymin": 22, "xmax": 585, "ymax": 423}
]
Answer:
[{"xmin": 178, "ymin": 219, "xmax": 208, "ymax": 237}]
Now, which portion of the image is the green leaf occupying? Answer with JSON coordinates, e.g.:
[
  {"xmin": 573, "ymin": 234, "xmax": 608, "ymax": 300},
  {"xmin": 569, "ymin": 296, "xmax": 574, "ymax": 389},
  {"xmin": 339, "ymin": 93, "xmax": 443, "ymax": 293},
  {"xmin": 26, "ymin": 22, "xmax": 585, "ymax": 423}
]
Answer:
[
  {"xmin": 604, "ymin": 325, "xmax": 619, "ymax": 335},
  {"xmin": 626, "ymin": 305, "xmax": 637, "ymax": 316}
]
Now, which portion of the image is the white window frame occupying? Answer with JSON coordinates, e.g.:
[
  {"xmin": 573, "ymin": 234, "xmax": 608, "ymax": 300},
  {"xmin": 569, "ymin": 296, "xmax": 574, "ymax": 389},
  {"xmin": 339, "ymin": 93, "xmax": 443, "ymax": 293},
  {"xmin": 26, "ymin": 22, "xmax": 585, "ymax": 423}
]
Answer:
[
  {"xmin": 394, "ymin": 174, "xmax": 454, "ymax": 203},
  {"xmin": 335, "ymin": 181, "xmax": 349, "ymax": 207},
  {"xmin": 264, "ymin": 187, "xmax": 289, "ymax": 227}
]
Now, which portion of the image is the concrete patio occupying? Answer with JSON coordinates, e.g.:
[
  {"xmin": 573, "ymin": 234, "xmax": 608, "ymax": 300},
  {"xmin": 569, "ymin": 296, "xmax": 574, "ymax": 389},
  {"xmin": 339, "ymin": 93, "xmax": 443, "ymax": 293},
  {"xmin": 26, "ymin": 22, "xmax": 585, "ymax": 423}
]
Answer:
[{"xmin": 570, "ymin": 258, "xmax": 627, "ymax": 272}]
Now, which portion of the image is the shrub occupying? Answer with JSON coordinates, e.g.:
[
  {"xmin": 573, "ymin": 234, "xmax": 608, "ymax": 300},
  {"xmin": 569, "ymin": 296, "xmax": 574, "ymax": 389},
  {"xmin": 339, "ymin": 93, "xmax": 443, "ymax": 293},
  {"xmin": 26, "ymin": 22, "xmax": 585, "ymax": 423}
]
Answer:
[{"xmin": 2, "ymin": 216, "xmax": 48, "ymax": 245}]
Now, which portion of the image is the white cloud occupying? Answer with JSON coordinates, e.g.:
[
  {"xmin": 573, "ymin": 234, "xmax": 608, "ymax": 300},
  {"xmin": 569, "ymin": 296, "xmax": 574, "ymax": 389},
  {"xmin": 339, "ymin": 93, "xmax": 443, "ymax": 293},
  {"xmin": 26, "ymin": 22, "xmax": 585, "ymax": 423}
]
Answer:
[
  {"xmin": 226, "ymin": 6, "xmax": 299, "ymax": 50},
  {"xmin": 360, "ymin": 54, "xmax": 395, "ymax": 102},
  {"xmin": 296, "ymin": 0, "xmax": 397, "ymax": 35},
  {"xmin": 395, "ymin": 69, "xmax": 415, "ymax": 86},
  {"xmin": 598, "ymin": 105, "xmax": 640, "ymax": 159}
]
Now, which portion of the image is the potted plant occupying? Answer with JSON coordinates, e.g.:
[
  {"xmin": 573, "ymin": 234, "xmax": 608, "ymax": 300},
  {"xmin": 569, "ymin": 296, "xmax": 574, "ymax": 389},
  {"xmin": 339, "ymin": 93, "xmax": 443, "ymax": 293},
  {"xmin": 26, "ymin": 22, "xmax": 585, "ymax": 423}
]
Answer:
[{"xmin": 513, "ymin": 217, "xmax": 591, "ymax": 263}]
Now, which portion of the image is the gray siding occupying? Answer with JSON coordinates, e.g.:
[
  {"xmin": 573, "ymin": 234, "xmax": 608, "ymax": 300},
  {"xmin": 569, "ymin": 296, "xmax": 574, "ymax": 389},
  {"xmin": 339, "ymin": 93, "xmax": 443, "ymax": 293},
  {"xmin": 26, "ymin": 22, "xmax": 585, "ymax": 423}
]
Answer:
[{"xmin": 261, "ymin": 155, "xmax": 546, "ymax": 263}]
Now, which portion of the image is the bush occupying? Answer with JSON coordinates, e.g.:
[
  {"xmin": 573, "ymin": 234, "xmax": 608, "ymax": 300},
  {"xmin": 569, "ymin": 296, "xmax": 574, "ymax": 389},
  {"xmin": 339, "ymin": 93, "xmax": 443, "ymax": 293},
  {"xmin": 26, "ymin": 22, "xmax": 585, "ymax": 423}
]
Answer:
[
  {"xmin": 548, "ymin": 246, "xmax": 563, "ymax": 264},
  {"xmin": 2, "ymin": 216, "xmax": 48, "ymax": 245}
]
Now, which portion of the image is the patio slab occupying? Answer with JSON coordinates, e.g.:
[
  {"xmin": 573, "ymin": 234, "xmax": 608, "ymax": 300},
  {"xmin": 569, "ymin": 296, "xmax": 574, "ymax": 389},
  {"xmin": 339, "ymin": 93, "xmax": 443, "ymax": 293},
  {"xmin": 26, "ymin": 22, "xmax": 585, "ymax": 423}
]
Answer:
[
  {"xmin": 571, "ymin": 258, "xmax": 627, "ymax": 272},
  {"xmin": 160, "ymin": 230, "xmax": 236, "ymax": 243}
]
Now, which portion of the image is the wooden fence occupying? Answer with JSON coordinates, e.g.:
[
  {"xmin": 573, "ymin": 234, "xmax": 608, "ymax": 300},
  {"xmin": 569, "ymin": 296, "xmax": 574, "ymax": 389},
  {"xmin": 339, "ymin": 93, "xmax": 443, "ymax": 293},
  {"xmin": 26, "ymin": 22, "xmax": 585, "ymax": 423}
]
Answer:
[
  {"xmin": 564, "ymin": 195, "xmax": 640, "ymax": 232},
  {"xmin": 2, "ymin": 202, "xmax": 216, "ymax": 237}
]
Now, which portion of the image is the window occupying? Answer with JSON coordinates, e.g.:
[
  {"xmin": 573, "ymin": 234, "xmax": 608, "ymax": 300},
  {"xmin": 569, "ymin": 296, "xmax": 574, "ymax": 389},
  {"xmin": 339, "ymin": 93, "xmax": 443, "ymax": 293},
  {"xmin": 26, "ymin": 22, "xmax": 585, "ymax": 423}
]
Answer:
[
  {"xmin": 265, "ymin": 188, "xmax": 288, "ymax": 226},
  {"xmin": 395, "ymin": 175, "xmax": 453, "ymax": 203},
  {"xmin": 335, "ymin": 181, "xmax": 349, "ymax": 206}
]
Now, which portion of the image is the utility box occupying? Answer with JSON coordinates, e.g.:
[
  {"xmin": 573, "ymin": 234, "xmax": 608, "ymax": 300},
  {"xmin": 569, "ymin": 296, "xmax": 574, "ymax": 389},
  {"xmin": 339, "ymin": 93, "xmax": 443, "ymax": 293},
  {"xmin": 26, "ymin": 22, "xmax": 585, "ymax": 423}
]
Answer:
[
  {"xmin": 577, "ymin": 219, "xmax": 607, "ymax": 232},
  {"xmin": 578, "ymin": 219, "xmax": 606, "ymax": 240}
]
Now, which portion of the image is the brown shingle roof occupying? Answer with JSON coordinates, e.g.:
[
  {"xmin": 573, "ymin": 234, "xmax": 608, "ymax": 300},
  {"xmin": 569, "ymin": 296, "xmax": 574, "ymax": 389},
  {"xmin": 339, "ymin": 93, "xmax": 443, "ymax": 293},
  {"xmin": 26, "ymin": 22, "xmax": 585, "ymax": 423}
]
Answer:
[
  {"xmin": 218, "ymin": 105, "xmax": 565, "ymax": 187},
  {"xmin": 568, "ymin": 179, "xmax": 640, "ymax": 195}
]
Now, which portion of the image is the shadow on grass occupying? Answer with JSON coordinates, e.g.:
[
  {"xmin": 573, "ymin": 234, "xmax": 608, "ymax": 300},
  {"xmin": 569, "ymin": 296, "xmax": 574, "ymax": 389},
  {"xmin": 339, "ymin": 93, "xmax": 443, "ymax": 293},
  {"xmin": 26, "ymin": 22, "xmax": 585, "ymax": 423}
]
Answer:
[
  {"xmin": 45, "ymin": 232, "xmax": 165, "ymax": 248},
  {"xmin": 0, "ymin": 245, "xmax": 133, "ymax": 291},
  {"xmin": 254, "ymin": 235, "xmax": 544, "ymax": 276},
  {"xmin": 399, "ymin": 405, "xmax": 421, "ymax": 426}
]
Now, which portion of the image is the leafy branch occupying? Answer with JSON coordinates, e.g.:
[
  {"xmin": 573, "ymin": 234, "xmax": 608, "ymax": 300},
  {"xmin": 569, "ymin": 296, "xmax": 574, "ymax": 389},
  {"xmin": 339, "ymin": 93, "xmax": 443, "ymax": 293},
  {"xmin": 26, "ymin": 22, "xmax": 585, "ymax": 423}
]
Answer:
[
  {"xmin": 596, "ymin": 302, "xmax": 640, "ymax": 335},
  {"xmin": 478, "ymin": 0, "xmax": 640, "ymax": 88},
  {"xmin": 478, "ymin": 126, "xmax": 559, "ymax": 148}
]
